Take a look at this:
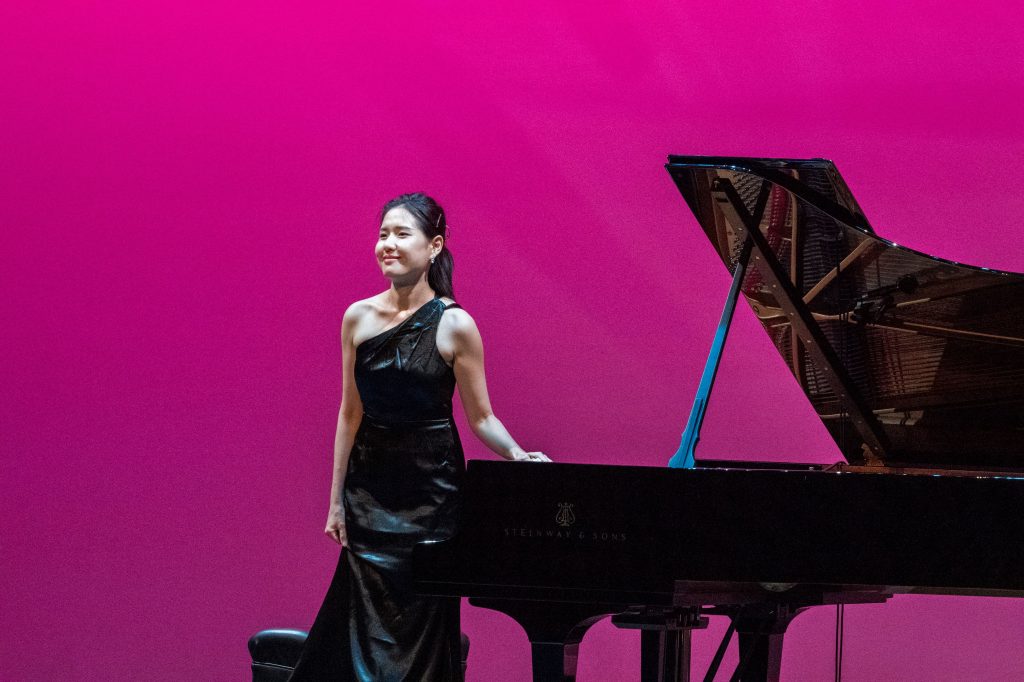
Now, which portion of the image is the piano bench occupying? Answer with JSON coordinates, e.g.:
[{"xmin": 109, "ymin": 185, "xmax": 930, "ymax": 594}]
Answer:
[{"xmin": 247, "ymin": 628, "xmax": 470, "ymax": 681}]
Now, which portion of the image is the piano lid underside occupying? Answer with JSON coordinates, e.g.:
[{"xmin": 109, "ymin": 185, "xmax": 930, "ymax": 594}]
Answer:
[{"xmin": 674, "ymin": 161, "xmax": 1024, "ymax": 468}]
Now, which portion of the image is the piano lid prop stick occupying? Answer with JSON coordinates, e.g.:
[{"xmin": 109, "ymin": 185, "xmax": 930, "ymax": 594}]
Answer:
[{"xmin": 669, "ymin": 237, "xmax": 753, "ymax": 468}]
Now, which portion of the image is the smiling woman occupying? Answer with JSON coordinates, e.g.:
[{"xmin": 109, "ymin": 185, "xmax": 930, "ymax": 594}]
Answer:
[
  {"xmin": 374, "ymin": 193, "xmax": 456, "ymax": 301},
  {"xmin": 287, "ymin": 192, "xmax": 550, "ymax": 681}
]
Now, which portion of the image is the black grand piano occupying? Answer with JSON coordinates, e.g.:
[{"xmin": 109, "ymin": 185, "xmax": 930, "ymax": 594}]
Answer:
[{"xmin": 413, "ymin": 157, "xmax": 1024, "ymax": 681}]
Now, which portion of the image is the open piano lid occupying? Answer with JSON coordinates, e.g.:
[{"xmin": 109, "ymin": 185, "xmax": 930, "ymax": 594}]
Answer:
[{"xmin": 665, "ymin": 156, "xmax": 1024, "ymax": 470}]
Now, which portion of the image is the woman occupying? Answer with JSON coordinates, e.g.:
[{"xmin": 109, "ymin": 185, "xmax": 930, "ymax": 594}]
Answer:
[{"xmin": 288, "ymin": 192, "xmax": 550, "ymax": 681}]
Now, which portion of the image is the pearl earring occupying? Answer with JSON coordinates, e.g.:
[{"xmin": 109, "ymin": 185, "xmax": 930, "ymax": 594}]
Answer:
[{"xmin": 430, "ymin": 253, "xmax": 436, "ymax": 264}]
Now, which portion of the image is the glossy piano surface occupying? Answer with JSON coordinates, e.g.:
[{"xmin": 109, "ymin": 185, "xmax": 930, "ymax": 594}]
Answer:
[{"xmin": 416, "ymin": 459, "xmax": 1024, "ymax": 601}]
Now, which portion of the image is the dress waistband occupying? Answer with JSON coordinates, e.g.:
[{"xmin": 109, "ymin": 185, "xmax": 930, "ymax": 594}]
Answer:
[{"xmin": 361, "ymin": 413, "xmax": 453, "ymax": 429}]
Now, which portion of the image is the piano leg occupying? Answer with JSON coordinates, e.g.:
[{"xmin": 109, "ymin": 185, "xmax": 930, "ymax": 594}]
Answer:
[
  {"xmin": 730, "ymin": 604, "xmax": 807, "ymax": 682},
  {"xmin": 530, "ymin": 639, "xmax": 583, "ymax": 682},
  {"xmin": 469, "ymin": 598, "xmax": 614, "ymax": 682}
]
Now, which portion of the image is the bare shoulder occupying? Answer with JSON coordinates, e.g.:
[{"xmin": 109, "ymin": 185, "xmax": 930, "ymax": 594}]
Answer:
[
  {"xmin": 343, "ymin": 296, "xmax": 376, "ymax": 324},
  {"xmin": 437, "ymin": 300, "xmax": 480, "ymax": 364},
  {"xmin": 341, "ymin": 294, "xmax": 386, "ymax": 338},
  {"xmin": 438, "ymin": 299, "xmax": 477, "ymax": 335}
]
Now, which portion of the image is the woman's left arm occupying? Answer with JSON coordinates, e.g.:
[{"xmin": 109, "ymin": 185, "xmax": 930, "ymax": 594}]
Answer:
[{"xmin": 448, "ymin": 310, "xmax": 551, "ymax": 462}]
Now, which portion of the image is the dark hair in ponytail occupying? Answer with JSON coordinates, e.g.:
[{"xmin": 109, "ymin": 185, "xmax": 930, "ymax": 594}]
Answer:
[{"xmin": 379, "ymin": 192, "xmax": 454, "ymax": 300}]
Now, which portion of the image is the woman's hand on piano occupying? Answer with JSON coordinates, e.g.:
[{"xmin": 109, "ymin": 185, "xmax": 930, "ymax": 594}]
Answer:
[{"xmin": 510, "ymin": 448, "xmax": 552, "ymax": 462}]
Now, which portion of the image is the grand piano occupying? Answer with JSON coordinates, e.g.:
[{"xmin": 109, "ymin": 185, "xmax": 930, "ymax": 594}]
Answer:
[{"xmin": 413, "ymin": 156, "xmax": 1024, "ymax": 681}]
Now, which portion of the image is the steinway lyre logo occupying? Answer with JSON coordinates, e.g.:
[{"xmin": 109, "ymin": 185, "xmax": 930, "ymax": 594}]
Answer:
[{"xmin": 555, "ymin": 502, "xmax": 576, "ymax": 527}]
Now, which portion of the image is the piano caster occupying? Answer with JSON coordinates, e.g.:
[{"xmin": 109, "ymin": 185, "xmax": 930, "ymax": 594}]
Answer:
[{"xmin": 611, "ymin": 607, "xmax": 709, "ymax": 682}]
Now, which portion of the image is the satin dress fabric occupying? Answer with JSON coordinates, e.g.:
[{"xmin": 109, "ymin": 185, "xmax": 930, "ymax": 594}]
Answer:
[{"xmin": 289, "ymin": 296, "xmax": 465, "ymax": 682}]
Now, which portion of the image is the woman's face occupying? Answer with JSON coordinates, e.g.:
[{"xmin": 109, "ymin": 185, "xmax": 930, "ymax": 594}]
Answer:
[{"xmin": 375, "ymin": 206, "xmax": 441, "ymax": 281}]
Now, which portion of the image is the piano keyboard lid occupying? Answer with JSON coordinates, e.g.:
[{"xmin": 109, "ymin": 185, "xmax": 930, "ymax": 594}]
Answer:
[{"xmin": 665, "ymin": 156, "xmax": 1024, "ymax": 471}]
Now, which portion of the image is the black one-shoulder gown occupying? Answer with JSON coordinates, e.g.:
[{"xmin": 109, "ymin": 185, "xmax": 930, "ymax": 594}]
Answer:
[{"xmin": 289, "ymin": 296, "xmax": 465, "ymax": 681}]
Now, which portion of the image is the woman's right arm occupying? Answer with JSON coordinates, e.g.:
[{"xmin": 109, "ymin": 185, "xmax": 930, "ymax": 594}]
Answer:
[{"xmin": 325, "ymin": 303, "xmax": 364, "ymax": 546}]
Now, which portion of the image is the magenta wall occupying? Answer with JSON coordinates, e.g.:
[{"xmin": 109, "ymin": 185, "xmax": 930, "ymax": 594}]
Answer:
[{"xmin": 4, "ymin": 2, "xmax": 1024, "ymax": 680}]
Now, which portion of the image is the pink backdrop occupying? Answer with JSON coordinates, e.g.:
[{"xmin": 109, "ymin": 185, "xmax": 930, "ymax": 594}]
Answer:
[{"xmin": 4, "ymin": 1, "xmax": 1024, "ymax": 680}]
